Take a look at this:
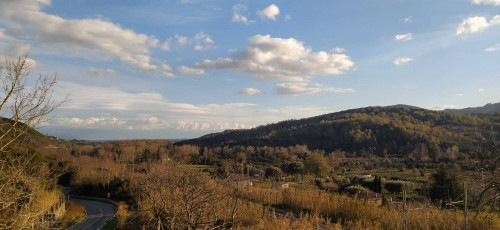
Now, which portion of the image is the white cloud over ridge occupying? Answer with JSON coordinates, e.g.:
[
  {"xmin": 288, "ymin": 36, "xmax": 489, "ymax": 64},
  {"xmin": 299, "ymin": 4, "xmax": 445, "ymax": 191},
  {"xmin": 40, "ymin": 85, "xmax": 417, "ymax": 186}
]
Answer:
[
  {"xmin": 195, "ymin": 35, "xmax": 354, "ymax": 81},
  {"xmin": 456, "ymin": 15, "xmax": 500, "ymax": 35},
  {"xmin": 257, "ymin": 4, "xmax": 280, "ymax": 20},
  {"xmin": 48, "ymin": 82, "xmax": 334, "ymax": 133},
  {"xmin": 0, "ymin": 0, "xmax": 159, "ymax": 70},
  {"xmin": 393, "ymin": 57, "xmax": 413, "ymax": 65},
  {"xmin": 472, "ymin": 0, "xmax": 500, "ymax": 5}
]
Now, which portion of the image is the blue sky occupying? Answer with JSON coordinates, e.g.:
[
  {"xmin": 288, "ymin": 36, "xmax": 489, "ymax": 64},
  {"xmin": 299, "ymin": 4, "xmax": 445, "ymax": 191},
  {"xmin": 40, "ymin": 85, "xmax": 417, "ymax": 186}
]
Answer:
[{"xmin": 0, "ymin": 0, "xmax": 499, "ymax": 139}]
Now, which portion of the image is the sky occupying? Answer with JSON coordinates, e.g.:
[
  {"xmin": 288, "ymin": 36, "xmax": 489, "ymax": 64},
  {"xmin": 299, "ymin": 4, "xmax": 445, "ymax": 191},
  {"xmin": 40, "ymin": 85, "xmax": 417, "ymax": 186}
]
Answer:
[{"xmin": 0, "ymin": 0, "xmax": 499, "ymax": 140}]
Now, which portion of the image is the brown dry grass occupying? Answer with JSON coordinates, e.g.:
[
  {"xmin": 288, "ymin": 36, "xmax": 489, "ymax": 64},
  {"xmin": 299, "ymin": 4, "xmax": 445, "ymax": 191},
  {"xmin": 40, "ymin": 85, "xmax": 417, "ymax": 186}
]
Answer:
[{"xmin": 61, "ymin": 200, "xmax": 85, "ymax": 228}]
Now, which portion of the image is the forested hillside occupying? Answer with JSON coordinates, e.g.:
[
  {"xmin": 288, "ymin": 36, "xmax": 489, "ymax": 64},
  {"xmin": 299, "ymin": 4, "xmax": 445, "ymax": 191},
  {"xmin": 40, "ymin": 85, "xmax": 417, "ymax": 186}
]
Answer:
[
  {"xmin": 443, "ymin": 102, "xmax": 500, "ymax": 114},
  {"xmin": 179, "ymin": 106, "xmax": 500, "ymax": 159}
]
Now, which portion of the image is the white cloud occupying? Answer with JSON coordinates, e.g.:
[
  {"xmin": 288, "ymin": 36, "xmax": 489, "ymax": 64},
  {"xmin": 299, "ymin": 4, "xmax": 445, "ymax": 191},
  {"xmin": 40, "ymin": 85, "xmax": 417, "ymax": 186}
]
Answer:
[
  {"xmin": 48, "ymin": 82, "xmax": 336, "ymax": 133},
  {"xmin": 428, "ymin": 105, "xmax": 459, "ymax": 110},
  {"xmin": 239, "ymin": 88, "xmax": 261, "ymax": 95},
  {"xmin": 285, "ymin": 15, "xmax": 292, "ymax": 21},
  {"xmin": 257, "ymin": 4, "xmax": 280, "ymax": 20},
  {"xmin": 478, "ymin": 88, "xmax": 485, "ymax": 92},
  {"xmin": 161, "ymin": 63, "xmax": 175, "ymax": 77},
  {"xmin": 276, "ymin": 82, "xmax": 354, "ymax": 95},
  {"xmin": 393, "ymin": 57, "xmax": 413, "ymax": 65},
  {"xmin": 0, "ymin": 0, "xmax": 159, "ymax": 70},
  {"xmin": 395, "ymin": 33, "xmax": 413, "ymax": 41},
  {"xmin": 44, "ymin": 82, "xmax": 340, "ymax": 138},
  {"xmin": 161, "ymin": 38, "xmax": 172, "ymax": 51},
  {"xmin": 195, "ymin": 34, "xmax": 354, "ymax": 81},
  {"xmin": 472, "ymin": 0, "xmax": 500, "ymax": 5},
  {"xmin": 404, "ymin": 16, "xmax": 412, "ymax": 23},
  {"xmin": 175, "ymin": 34, "xmax": 188, "ymax": 45},
  {"xmin": 456, "ymin": 15, "xmax": 500, "ymax": 35},
  {"xmin": 177, "ymin": 65, "xmax": 205, "ymax": 75},
  {"xmin": 171, "ymin": 32, "xmax": 214, "ymax": 51},
  {"xmin": 232, "ymin": 4, "xmax": 255, "ymax": 24},
  {"xmin": 332, "ymin": 47, "xmax": 346, "ymax": 53},
  {"xmin": 0, "ymin": 43, "xmax": 38, "ymax": 67},
  {"xmin": 485, "ymin": 43, "xmax": 500, "ymax": 52},
  {"xmin": 193, "ymin": 32, "xmax": 215, "ymax": 51},
  {"xmin": 456, "ymin": 93, "xmax": 464, "ymax": 97},
  {"xmin": 88, "ymin": 67, "xmax": 115, "ymax": 77}
]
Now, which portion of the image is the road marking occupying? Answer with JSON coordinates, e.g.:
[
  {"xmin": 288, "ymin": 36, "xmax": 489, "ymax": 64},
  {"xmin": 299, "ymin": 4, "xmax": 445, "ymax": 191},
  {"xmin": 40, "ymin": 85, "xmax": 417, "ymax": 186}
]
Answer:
[{"xmin": 82, "ymin": 202, "xmax": 103, "ymax": 230}]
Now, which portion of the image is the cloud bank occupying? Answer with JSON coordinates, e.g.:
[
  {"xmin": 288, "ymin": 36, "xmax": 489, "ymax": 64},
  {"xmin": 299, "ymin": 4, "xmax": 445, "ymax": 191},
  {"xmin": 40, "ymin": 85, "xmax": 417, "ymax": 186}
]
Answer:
[{"xmin": 195, "ymin": 35, "xmax": 354, "ymax": 81}]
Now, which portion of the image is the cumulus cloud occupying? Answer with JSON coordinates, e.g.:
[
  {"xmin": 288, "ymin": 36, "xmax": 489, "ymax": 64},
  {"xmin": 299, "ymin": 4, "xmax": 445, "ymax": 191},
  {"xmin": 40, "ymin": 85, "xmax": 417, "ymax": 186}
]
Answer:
[
  {"xmin": 232, "ymin": 4, "xmax": 255, "ymax": 24},
  {"xmin": 395, "ymin": 33, "xmax": 413, "ymax": 41},
  {"xmin": 472, "ymin": 0, "xmax": 500, "ymax": 5},
  {"xmin": 393, "ymin": 57, "xmax": 413, "ymax": 65},
  {"xmin": 161, "ymin": 38, "xmax": 172, "ymax": 51},
  {"xmin": 175, "ymin": 34, "xmax": 188, "ymax": 45},
  {"xmin": 0, "ymin": 0, "xmax": 159, "ymax": 70},
  {"xmin": 332, "ymin": 47, "xmax": 346, "ymax": 53},
  {"xmin": 193, "ymin": 32, "xmax": 215, "ymax": 51},
  {"xmin": 485, "ymin": 43, "xmax": 500, "ymax": 52},
  {"xmin": 0, "ymin": 43, "xmax": 38, "ymax": 67},
  {"xmin": 161, "ymin": 63, "xmax": 175, "ymax": 77},
  {"xmin": 239, "ymin": 88, "xmax": 261, "ymax": 95},
  {"xmin": 257, "ymin": 4, "xmax": 280, "ymax": 20},
  {"xmin": 456, "ymin": 15, "xmax": 500, "ymax": 35},
  {"xmin": 276, "ymin": 82, "xmax": 354, "ymax": 95},
  {"xmin": 478, "ymin": 88, "xmax": 485, "ymax": 92},
  {"xmin": 177, "ymin": 65, "xmax": 205, "ymax": 75},
  {"xmin": 171, "ymin": 32, "xmax": 214, "ymax": 51},
  {"xmin": 195, "ymin": 34, "xmax": 354, "ymax": 81},
  {"xmin": 404, "ymin": 16, "xmax": 412, "ymax": 23},
  {"xmin": 88, "ymin": 67, "xmax": 115, "ymax": 77}
]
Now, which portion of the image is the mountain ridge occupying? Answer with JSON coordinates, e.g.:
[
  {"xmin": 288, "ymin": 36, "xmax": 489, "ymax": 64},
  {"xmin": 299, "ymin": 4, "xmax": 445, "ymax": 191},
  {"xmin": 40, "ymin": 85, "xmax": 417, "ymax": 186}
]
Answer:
[{"xmin": 178, "ymin": 104, "xmax": 500, "ymax": 158}]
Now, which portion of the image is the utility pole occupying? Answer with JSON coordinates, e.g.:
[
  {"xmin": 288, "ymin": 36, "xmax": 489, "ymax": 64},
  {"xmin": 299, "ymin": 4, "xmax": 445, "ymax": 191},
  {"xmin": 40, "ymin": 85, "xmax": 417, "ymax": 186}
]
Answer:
[{"xmin": 464, "ymin": 182, "xmax": 469, "ymax": 230}]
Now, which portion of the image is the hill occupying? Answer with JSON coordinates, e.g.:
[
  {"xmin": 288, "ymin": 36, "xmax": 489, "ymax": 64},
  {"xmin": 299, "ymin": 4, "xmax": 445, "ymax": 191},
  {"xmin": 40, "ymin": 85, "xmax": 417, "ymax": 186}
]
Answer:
[
  {"xmin": 0, "ymin": 117, "xmax": 53, "ymax": 151},
  {"xmin": 178, "ymin": 106, "xmax": 500, "ymax": 159},
  {"xmin": 443, "ymin": 102, "xmax": 500, "ymax": 114}
]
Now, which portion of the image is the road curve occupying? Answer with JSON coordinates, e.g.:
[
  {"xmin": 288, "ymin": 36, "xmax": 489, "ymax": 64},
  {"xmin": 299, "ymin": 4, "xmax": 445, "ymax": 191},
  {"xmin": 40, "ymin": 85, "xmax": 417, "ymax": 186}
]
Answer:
[{"xmin": 66, "ymin": 198, "xmax": 117, "ymax": 230}]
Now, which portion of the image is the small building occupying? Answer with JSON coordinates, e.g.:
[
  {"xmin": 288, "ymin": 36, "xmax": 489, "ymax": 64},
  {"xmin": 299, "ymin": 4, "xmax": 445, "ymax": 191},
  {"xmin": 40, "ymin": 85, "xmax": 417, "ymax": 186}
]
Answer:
[{"xmin": 272, "ymin": 182, "xmax": 289, "ymax": 189}]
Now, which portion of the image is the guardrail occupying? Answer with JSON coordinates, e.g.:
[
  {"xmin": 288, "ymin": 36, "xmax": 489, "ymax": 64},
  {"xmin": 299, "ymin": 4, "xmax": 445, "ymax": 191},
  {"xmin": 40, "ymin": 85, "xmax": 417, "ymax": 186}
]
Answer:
[{"xmin": 68, "ymin": 194, "xmax": 119, "ymax": 207}]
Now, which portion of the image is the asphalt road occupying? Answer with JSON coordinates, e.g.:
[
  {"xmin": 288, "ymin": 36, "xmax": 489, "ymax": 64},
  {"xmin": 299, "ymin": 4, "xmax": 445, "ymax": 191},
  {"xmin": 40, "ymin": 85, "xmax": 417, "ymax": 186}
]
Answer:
[
  {"xmin": 62, "ymin": 187, "xmax": 117, "ymax": 230},
  {"xmin": 66, "ymin": 198, "xmax": 116, "ymax": 230}
]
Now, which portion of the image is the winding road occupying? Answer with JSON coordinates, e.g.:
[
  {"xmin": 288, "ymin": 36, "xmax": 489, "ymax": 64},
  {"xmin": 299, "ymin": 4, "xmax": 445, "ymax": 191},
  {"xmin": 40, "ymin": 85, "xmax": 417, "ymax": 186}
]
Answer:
[
  {"xmin": 66, "ymin": 198, "xmax": 116, "ymax": 230},
  {"xmin": 63, "ymin": 188, "xmax": 117, "ymax": 230}
]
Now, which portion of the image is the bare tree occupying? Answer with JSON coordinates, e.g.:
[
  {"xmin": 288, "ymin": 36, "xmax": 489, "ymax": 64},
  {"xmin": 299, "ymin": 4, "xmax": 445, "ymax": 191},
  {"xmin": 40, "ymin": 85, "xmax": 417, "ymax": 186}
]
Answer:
[
  {"xmin": 0, "ymin": 56, "xmax": 65, "ymax": 229},
  {"xmin": 133, "ymin": 162, "xmax": 243, "ymax": 230},
  {"xmin": 0, "ymin": 56, "xmax": 65, "ymax": 152}
]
